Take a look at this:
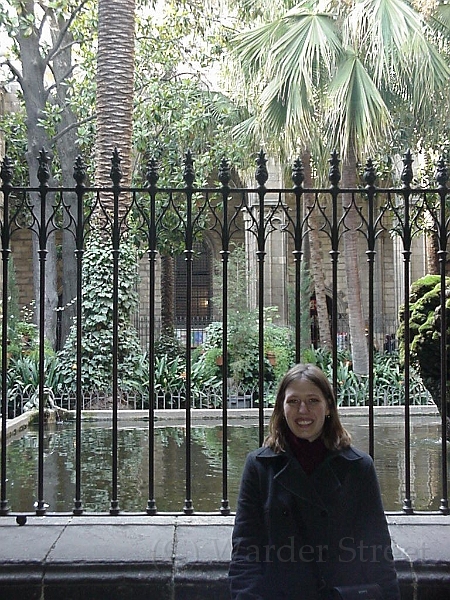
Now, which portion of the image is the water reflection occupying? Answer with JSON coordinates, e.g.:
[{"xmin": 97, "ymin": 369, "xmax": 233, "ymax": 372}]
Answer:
[{"xmin": 5, "ymin": 415, "xmax": 448, "ymax": 512}]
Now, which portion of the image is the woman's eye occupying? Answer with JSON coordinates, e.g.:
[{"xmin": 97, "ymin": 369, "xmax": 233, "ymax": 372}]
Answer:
[{"xmin": 286, "ymin": 397, "xmax": 321, "ymax": 405}]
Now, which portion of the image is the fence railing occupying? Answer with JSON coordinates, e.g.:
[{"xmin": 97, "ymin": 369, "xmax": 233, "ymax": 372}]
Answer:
[{"xmin": 0, "ymin": 148, "xmax": 449, "ymax": 517}]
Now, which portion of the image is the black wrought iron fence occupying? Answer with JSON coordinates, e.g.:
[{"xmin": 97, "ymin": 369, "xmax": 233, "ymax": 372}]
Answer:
[{"xmin": 0, "ymin": 148, "xmax": 448, "ymax": 517}]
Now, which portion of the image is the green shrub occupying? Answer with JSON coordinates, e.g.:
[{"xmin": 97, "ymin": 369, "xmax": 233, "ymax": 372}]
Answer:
[
  {"xmin": 301, "ymin": 346, "xmax": 432, "ymax": 406},
  {"xmin": 57, "ymin": 236, "xmax": 147, "ymax": 393}
]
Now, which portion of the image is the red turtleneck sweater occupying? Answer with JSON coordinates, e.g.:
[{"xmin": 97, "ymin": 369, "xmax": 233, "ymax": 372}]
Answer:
[{"xmin": 286, "ymin": 429, "xmax": 328, "ymax": 475}]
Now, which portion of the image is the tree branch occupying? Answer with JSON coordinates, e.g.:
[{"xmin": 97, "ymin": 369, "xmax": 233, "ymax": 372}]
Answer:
[
  {"xmin": 1, "ymin": 59, "xmax": 23, "ymax": 86},
  {"xmin": 50, "ymin": 114, "xmax": 95, "ymax": 145},
  {"xmin": 47, "ymin": 64, "xmax": 76, "ymax": 91},
  {"xmin": 50, "ymin": 39, "xmax": 84, "ymax": 63},
  {"xmin": 37, "ymin": 2, "xmax": 51, "ymax": 40},
  {"xmin": 44, "ymin": 0, "xmax": 91, "ymax": 67}
]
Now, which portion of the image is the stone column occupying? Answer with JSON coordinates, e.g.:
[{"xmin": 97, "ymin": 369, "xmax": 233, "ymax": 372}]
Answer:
[{"xmin": 244, "ymin": 158, "xmax": 288, "ymax": 325}]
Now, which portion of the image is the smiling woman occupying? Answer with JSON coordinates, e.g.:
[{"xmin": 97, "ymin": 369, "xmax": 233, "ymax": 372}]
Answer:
[
  {"xmin": 266, "ymin": 363, "xmax": 351, "ymax": 452},
  {"xmin": 283, "ymin": 379, "xmax": 331, "ymax": 443},
  {"xmin": 229, "ymin": 363, "xmax": 401, "ymax": 600}
]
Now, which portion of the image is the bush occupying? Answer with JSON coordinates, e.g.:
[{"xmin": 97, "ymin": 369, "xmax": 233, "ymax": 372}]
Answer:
[
  {"xmin": 57, "ymin": 236, "xmax": 147, "ymax": 393},
  {"xmin": 303, "ymin": 346, "xmax": 432, "ymax": 406},
  {"xmin": 397, "ymin": 275, "xmax": 450, "ymax": 435}
]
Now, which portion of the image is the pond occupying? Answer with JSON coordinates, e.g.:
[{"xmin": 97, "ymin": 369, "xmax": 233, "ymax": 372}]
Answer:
[{"xmin": 4, "ymin": 414, "xmax": 448, "ymax": 513}]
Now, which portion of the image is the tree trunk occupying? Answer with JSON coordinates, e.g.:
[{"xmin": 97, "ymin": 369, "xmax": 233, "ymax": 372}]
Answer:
[
  {"xmin": 50, "ymin": 12, "xmax": 79, "ymax": 348},
  {"xmin": 95, "ymin": 0, "xmax": 136, "ymax": 198},
  {"xmin": 426, "ymin": 231, "xmax": 440, "ymax": 275},
  {"xmin": 341, "ymin": 149, "xmax": 369, "ymax": 375},
  {"xmin": 302, "ymin": 151, "xmax": 332, "ymax": 348},
  {"xmin": 17, "ymin": 8, "xmax": 58, "ymax": 347},
  {"xmin": 160, "ymin": 254, "xmax": 175, "ymax": 337}
]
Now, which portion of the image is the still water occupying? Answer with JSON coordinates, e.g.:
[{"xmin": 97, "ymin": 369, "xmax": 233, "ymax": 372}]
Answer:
[{"xmin": 5, "ymin": 415, "xmax": 448, "ymax": 513}]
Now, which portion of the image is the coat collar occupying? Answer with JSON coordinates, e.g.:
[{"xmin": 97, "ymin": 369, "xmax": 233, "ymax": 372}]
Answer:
[
  {"xmin": 255, "ymin": 444, "xmax": 363, "ymax": 505},
  {"xmin": 254, "ymin": 443, "xmax": 364, "ymax": 462}
]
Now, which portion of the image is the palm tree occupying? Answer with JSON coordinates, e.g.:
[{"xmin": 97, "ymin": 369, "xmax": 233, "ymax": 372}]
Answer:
[{"xmin": 227, "ymin": 0, "xmax": 450, "ymax": 373}]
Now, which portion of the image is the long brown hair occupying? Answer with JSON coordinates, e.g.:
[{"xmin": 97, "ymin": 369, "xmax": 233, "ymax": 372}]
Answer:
[{"xmin": 264, "ymin": 363, "xmax": 351, "ymax": 452}]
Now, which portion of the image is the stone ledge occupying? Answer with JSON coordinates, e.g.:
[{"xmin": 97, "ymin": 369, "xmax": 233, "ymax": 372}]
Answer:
[{"xmin": 0, "ymin": 515, "xmax": 448, "ymax": 599}]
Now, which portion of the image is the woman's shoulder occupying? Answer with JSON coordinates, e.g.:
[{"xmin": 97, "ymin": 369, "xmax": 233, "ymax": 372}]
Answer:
[
  {"xmin": 334, "ymin": 444, "xmax": 375, "ymax": 466},
  {"xmin": 245, "ymin": 446, "xmax": 287, "ymax": 463}
]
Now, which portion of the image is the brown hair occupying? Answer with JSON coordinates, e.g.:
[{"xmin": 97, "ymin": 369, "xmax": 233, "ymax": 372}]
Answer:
[{"xmin": 264, "ymin": 363, "xmax": 351, "ymax": 452}]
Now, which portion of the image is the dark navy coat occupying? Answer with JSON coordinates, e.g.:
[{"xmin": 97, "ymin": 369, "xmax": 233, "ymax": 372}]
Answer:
[{"xmin": 229, "ymin": 445, "xmax": 400, "ymax": 600}]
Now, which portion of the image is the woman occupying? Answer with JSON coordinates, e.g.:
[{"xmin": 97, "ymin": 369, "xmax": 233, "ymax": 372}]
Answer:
[{"xmin": 229, "ymin": 363, "xmax": 400, "ymax": 600}]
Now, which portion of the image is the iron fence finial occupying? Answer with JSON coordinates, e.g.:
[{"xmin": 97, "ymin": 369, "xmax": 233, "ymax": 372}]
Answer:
[
  {"xmin": 73, "ymin": 156, "xmax": 86, "ymax": 186},
  {"xmin": 435, "ymin": 156, "xmax": 448, "ymax": 188},
  {"xmin": 110, "ymin": 148, "xmax": 122, "ymax": 187},
  {"xmin": 364, "ymin": 158, "xmax": 377, "ymax": 187},
  {"xmin": 255, "ymin": 150, "xmax": 268, "ymax": 187},
  {"xmin": 401, "ymin": 149, "xmax": 413, "ymax": 188},
  {"xmin": 218, "ymin": 157, "xmax": 230, "ymax": 187},
  {"xmin": 292, "ymin": 157, "xmax": 304, "ymax": 187},
  {"xmin": 0, "ymin": 153, "xmax": 14, "ymax": 185},
  {"xmin": 328, "ymin": 151, "xmax": 341, "ymax": 186},
  {"xmin": 146, "ymin": 157, "xmax": 159, "ymax": 188},
  {"xmin": 183, "ymin": 150, "xmax": 195, "ymax": 187},
  {"xmin": 37, "ymin": 147, "xmax": 51, "ymax": 186}
]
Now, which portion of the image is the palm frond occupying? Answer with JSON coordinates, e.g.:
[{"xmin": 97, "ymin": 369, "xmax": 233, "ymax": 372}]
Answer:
[
  {"xmin": 260, "ymin": 77, "xmax": 318, "ymax": 151},
  {"xmin": 347, "ymin": 0, "xmax": 450, "ymax": 95},
  {"xmin": 231, "ymin": 19, "xmax": 289, "ymax": 80},
  {"xmin": 326, "ymin": 51, "xmax": 392, "ymax": 159},
  {"xmin": 404, "ymin": 37, "xmax": 450, "ymax": 112},
  {"xmin": 272, "ymin": 11, "xmax": 341, "ymax": 84},
  {"xmin": 231, "ymin": 115, "xmax": 265, "ymax": 147},
  {"xmin": 427, "ymin": 3, "xmax": 450, "ymax": 40}
]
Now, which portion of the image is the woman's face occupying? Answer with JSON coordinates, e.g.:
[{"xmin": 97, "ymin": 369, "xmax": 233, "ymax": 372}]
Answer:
[{"xmin": 283, "ymin": 378, "xmax": 330, "ymax": 442}]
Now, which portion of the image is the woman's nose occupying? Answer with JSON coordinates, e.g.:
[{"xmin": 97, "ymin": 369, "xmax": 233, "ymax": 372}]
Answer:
[{"xmin": 297, "ymin": 400, "xmax": 310, "ymax": 412}]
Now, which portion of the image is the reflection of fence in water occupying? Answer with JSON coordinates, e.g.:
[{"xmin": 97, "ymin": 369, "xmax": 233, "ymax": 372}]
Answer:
[{"xmin": 5, "ymin": 418, "xmax": 443, "ymax": 512}]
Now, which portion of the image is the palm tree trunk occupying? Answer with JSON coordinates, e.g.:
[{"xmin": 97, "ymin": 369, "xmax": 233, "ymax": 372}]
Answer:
[
  {"xmin": 342, "ymin": 149, "xmax": 369, "ymax": 375},
  {"xmin": 302, "ymin": 151, "xmax": 332, "ymax": 348},
  {"xmin": 160, "ymin": 254, "xmax": 175, "ymax": 337},
  {"xmin": 426, "ymin": 231, "xmax": 440, "ymax": 275},
  {"xmin": 95, "ymin": 0, "xmax": 135, "ymax": 197}
]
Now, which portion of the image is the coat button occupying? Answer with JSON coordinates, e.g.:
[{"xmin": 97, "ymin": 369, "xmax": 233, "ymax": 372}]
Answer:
[
  {"xmin": 282, "ymin": 509, "xmax": 289, "ymax": 516},
  {"xmin": 320, "ymin": 509, "xmax": 328, "ymax": 518}
]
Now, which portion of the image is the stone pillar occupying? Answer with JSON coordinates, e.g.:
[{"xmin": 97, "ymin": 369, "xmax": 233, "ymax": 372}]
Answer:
[
  {"xmin": 136, "ymin": 252, "xmax": 162, "ymax": 349},
  {"xmin": 244, "ymin": 158, "xmax": 288, "ymax": 325}
]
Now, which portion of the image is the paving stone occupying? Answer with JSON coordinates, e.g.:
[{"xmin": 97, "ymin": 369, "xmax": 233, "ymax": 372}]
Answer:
[{"xmin": 0, "ymin": 515, "xmax": 449, "ymax": 599}]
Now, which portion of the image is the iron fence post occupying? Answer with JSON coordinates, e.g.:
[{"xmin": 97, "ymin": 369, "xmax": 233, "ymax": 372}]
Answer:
[
  {"xmin": 255, "ymin": 151, "xmax": 268, "ymax": 447},
  {"xmin": 110, "ymin": 148, "xmax": 121, "ymax": 516},
  {"xmin": 146, "ymin": 157, "xmax": 159, "ymax": 515},
  {"xmin": 183, "ymin": 150, "xmax": 195, "ymax": 515},
  {"xmin": 364, "ymin": 158, "xmax": 377, "ymax": 458},
  {"xmin": 292, "ymin": 157, "xmax": 305, "ymax": 364},
  {"xmin": 435, "ymin": 156, "xmax": 449, "ymax": 515},
  {"xmin": 218, "ymin": 157, "xmax": 231, "ymax": 516},
  {"xmin": 0, "ymin": 153, "xmax": 13, "ymax": 516},
  {"xmin": 400, "ymin": 149, "xmax": 414, "ymax": 514},
  {"xmin": 73, "ymin": 155, "xmax": 86, "ymax": 516},
  {"xmin": 328, "ymin": 151, "xmax": 341, "ymax": 398}
]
